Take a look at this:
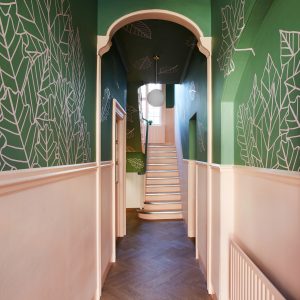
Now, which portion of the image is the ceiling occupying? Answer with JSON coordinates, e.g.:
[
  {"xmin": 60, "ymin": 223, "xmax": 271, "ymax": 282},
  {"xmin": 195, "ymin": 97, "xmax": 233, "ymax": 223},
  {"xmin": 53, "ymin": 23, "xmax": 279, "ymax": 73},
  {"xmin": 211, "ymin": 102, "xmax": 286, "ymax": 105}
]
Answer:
[{"xmin": 113, "ymin": 19, "xmax": 198, "ymax": 84}]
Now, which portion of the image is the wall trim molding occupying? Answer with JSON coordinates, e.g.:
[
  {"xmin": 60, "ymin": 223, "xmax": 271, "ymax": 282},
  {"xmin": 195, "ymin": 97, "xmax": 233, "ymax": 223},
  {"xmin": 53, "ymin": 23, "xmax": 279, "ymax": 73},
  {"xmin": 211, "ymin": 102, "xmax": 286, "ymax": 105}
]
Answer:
[
  {"xmin": 193, "ymin": 162, "xmax": 299, "ymax": 181},
  {"xmin": 0, "ymin": 163, "xmax": 97, "ymax": 196},
  {"xmin": 100, "ymin": 161, "xmax": 114, "ymax": 167},
  {"xmin": 234, "ymin": 165, "xmax": 300, "ymax": 184}
]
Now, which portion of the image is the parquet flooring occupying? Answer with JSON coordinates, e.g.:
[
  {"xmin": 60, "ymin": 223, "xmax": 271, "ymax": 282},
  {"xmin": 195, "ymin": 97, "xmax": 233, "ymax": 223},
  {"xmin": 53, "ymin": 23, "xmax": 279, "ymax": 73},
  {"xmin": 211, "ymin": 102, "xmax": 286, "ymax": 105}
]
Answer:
[{"xmin": 101, "ymin": 210, "xmax": 210, "ymax": 300}]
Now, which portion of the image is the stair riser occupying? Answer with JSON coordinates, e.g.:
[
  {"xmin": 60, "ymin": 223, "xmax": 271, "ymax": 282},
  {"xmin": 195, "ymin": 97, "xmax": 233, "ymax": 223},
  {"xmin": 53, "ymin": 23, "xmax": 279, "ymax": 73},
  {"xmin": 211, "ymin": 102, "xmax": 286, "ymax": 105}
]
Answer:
[
  {"xmin": 148, "ymin": 151, "xmax": 177, "ymax": 157},
  {"xmin": 146, "ymin": 186, "xmax": 180, "ymax": 193},
  {"xmin": 145, "ymin": 194, "xmax": 181, "ymax": 201},
  {"xmin": 138, "ymin": 212, "xmax": 183, "ymax": 220},
  {"xmin": 143, "ymin": 203, "xmax": 182, "ymax": 210},
  {"xmin": 148, "ymin": 146, "xmax": 176, "ymax": 152},
  {"xmin": 147, "ymin": 158, "xmax": 177, "ymax": 164},
  {"xmin": 146, "ymin": 171, "xmax": 179, "ymax": 177},
  {"xmin": 147, "ymin": 164, "xmax": 178, "ymax": 171},
  {"xmin": 146, "ymin": 178, "xmax": 180, "ymax": 185}
]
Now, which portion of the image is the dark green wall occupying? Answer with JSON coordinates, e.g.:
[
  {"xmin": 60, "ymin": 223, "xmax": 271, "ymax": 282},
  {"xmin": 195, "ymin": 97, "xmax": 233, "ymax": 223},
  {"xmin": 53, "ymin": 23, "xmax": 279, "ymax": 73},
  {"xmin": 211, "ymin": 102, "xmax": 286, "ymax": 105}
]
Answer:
[
  {"xmin": 212, "ymin": 0, "xmax": 300, "ymax": 171},
  {"xmin": 174, "ymin": 50, "xmax": 208, "ymax": 162},
  {"xmin": 98, "ymin": 0, "xmax": 211, "ymax": 36},
  {"xmin": 0, "ymin": 0, "xmax": 97, "ymax": 170},
  {"xmin": 101, "ymin": 44, "xmax": 127, "ymax": 161},
  {"xmin": 166, "ymin": 85, "xmax": 175, "ymax": 108}
]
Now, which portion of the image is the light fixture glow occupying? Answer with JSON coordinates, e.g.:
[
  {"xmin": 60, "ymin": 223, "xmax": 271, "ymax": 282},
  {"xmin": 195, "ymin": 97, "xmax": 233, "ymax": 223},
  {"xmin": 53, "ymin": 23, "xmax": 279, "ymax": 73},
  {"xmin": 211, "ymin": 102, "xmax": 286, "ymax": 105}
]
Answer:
[
  {"xmin": 147, "ymin": 89, "xmax": 164, "ymax": 107},
  {"xmin": 146, "ymin": 55, "xmax": 165, "ymax": 107}
]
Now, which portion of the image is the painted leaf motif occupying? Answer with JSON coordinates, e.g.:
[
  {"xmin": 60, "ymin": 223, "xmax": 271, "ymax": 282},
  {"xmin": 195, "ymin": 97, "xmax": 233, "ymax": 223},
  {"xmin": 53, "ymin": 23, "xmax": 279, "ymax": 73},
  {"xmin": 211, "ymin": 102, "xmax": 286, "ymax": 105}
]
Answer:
[
  {"xmin": 277, "ymin": 137, "xmax": 300, "ymax": 171},
  {"xmin": 237, "ymin": 76, "xmax": 263, "ymax": 167},
  {"xmin": 35, "ymin": 124, "xmax": 57, "ymax": 167},
  {"xmin": 258, "ymin": 55, "xmax": 282, "ymax": 168},
  {"xmin": 128, "ymin": 158, "xmax": 144, "ymax": 170},
  {"xmin": 0, "ymin": 91, "xmax": 38, "ymax": 168},
  {"xmin": 133, "ymin": 56, "xmax": 152, "ymax": 70},
  {"xmin": 101, "ymin": 88, "xmax": 111, "ymax": 122},
  {"xmin": 280, "ymin": 30, "xmax": 300, "ymax": 67},
  {"xmin": 237, "ymin": 31, "xmax": 300, "ymax": 171},
  {"xmin": 217, "ymin": 0, "xmax": 246, "ymax": 76},
  {"xmin": 282, "ymin": 38, "xmax": 300, "ymax": 148},
  {"xmin": 197, "ymin": 121, "xmax": 206, "ymax": 152},
  {"xmin": 127, "ymin": 105, "xmax": 138, "ymax": 123},
  {"xmin": 124, "ymin": 21, "xmax": 152, "ymax": 40},
  {"xmin": 159, "ymin": 65, "xmax": 179, "ymax": 75},
  {"xmin": 0, "ymin": 0, "xmax": 91, "ymax": 170},
  {"xmin": 127, "ymin": 128, "xmax": 135, "ymax": 139},
  {"xmin": 0, "ymin": 5, "xmax": 31, "ymax": 93}
]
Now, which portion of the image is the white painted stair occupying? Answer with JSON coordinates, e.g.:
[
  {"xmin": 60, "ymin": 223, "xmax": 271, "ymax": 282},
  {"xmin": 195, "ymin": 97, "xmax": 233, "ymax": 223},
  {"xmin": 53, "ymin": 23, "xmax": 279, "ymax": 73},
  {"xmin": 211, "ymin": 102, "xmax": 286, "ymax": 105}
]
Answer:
[{"xmin": 138, "ymin": 144, "xmax": 183, "ymax": 220}]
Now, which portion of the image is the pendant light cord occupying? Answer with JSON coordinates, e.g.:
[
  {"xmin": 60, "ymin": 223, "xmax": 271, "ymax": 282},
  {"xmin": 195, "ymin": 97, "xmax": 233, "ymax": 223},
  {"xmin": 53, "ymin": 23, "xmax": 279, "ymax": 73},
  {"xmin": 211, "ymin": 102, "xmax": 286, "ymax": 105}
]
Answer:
[{"xmin": 153, "ymin": 55, "xmax": 159, "ymax": 84}]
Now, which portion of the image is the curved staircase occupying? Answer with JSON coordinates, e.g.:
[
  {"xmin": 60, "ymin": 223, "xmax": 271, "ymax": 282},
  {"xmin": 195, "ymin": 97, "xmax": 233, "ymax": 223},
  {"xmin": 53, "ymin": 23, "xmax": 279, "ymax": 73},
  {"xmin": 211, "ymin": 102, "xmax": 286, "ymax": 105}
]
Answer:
[{"xmin": 138, "ymin": 144, "xmax": 183, "ymax": 220}]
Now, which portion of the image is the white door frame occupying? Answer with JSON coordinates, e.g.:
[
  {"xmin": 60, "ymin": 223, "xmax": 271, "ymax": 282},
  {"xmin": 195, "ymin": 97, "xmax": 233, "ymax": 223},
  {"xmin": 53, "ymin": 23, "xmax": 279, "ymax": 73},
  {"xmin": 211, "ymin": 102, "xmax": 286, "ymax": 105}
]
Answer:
[{"xmin": 111, "ymin": 99, "xmax": 126, "ymax": 263}]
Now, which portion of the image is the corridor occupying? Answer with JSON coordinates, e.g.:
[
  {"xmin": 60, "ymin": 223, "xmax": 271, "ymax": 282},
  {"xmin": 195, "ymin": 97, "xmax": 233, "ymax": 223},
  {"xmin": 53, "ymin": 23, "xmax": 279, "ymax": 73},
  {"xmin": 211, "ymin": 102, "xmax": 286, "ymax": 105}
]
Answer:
[{"xmin": 101, "ymin": 210, "xmax": 210, "ymax": 300}]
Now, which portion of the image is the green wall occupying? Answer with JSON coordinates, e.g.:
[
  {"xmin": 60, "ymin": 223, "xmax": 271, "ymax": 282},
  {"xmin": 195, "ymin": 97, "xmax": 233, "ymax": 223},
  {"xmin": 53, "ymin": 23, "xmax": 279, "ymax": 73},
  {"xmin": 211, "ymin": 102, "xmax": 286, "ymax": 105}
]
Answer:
[
  {"xmin": 98, "ymin": 0, "xmax": 211, "ymax": 36},
  {"xmin": 175, "ymin": 50, "xmax": 208, "ymax": 162},
  {"xmin": 212, "ymin": 0, "xmax": 300, "ymax": 171},
  {"xmin": 0, "ymin": 0, "xmax": 97, "ymax": 170},
  {"xmin": 126, "ymin": 82, "xmax": 145, "ymax": 173},
  {"xmin": 101, "ymin": 44, "xmax": 127, "ymax": 161}
]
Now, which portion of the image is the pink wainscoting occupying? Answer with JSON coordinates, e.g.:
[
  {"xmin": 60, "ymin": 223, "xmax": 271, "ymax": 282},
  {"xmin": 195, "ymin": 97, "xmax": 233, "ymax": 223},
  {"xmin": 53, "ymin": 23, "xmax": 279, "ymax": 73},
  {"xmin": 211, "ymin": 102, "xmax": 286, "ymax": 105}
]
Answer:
[
  {"xmin": 100, "ymin": 162, "xmax": 114, "ymax": 283},
  {"xmin": 234, "ymin": 168, "xmax": 300, "ymax": 299},
  {"xmin": 0, "ymin": 166, "xmax": 97, "ymax": 300}
]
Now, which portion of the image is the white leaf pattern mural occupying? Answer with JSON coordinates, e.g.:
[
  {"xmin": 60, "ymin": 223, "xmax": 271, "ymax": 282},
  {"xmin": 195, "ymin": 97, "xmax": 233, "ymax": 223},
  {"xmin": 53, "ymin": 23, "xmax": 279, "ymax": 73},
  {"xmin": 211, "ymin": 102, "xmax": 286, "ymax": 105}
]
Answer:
[
  {"xmin": 237, "ymin": 30, "xmax": 300, "ymax": 171},
  {"xmin": 101, "ymin": 88, "xmax": 111, "ymax": 122},
  {"xmin": 133, "ymin": 56, "xmax": 153, "ymax": 70},
  {"xmin": 197, "ymin": 121, "xmax": 206, "ymax": 153},
  {"xmin": 159, "ymin": 65, "xmax": 179, "ymax": 75},
  {"xmin": 127, "ymin": 158, "xmax": 144, "ymax": 170},
  {"xmin": 124, "ymin": 21, "xmax": 152, "ymax": 40},
  {"xmin": 217, "ymin": 0, "xmax": 255, "ymax": 77},
  {"xmin": 0, "ymin": 0, "xmax": 91, "ymax": 170},
  {"xmin": 127, "ymin": 105, "xmax": 138, "ymax": 123}
]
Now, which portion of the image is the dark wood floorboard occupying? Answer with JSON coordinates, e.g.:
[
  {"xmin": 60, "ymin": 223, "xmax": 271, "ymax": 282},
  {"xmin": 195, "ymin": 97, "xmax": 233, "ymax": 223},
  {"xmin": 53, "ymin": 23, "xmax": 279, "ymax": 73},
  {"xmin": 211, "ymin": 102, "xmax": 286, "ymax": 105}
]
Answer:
[{"xmin": 101, "ymin": 210, "xmax": 210, "ymax": 300}]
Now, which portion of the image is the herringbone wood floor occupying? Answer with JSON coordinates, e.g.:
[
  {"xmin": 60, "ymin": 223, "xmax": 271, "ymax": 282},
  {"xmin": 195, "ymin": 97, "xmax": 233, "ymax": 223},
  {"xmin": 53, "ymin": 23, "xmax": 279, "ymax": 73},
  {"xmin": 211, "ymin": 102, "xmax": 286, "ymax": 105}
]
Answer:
[{"xmin": 101, "ymin": 210, "xmax": 210, "ymax": 300}]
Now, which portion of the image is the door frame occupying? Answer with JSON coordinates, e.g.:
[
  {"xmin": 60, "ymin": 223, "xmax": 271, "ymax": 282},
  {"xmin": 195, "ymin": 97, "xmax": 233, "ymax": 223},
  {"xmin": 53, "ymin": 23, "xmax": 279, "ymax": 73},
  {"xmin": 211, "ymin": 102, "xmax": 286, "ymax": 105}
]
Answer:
[{"xmin": 111, "ymin": 99, "xmax": 126, "ymax": 262}]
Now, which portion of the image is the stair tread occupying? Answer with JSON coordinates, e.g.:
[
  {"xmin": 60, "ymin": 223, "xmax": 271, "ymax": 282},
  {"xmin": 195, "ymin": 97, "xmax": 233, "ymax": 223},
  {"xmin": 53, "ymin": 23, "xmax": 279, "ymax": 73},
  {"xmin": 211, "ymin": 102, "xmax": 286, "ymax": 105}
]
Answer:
[
  {"xmin": 138, "ymin": 209, "xmax": 183, "ymax": 214},
  {"xmin": 147, "ymin": 170, "xmax": 178, "ymax": 172},
  {"xmin": 144, "ymin": 201, "xmax": 181, "ymax": 204},
  {"xmin": 146, "ymin": 184, "xmax": 180, "ymax": 187},
  {"xmin": 147, "ymin": 163, "xmax": 177, "ymax": 166},
  {"xmin": 146, "ymin": 191, "xmax": 180, "ymax": 195}
]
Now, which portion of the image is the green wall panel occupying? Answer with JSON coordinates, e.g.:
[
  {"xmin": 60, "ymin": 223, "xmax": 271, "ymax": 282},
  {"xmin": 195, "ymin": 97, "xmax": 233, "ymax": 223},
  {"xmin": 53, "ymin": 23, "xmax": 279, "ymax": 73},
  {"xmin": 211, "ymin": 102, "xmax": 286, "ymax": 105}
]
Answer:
[
  {"xmin": 174, "ymin": 50, "xmax": 208, "ymax": 162},
  {"xmin": 126, "ymin": 82, "xmax": 142, "ymax": 154},
  {"xmin": 126, "ymin": 152, "xmax": 145, "ymax": 173},
  {"xmin": 212, "ymin": 0, "xmax": 300, "ymax": 171},
  {"xmin": 101, "ymin": 44, "xmax": 127, "ymax": 161},
  {"xmin": 166, "ymin": 84, "xmax": 175, "ymax": 108},
  {"xmin": 0, "ymin": 0, "xmax": 97, "ymax": 170},
  {"xmin": 98, "ymin": 0, "xmax": 211, "ymax": 36}
]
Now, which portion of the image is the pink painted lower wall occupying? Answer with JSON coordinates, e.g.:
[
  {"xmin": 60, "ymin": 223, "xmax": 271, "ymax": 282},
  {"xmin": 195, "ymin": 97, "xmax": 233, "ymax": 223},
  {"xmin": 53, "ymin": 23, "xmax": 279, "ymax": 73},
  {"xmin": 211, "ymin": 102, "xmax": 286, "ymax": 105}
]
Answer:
[
  {"xmin": 165, "ymin": 108, "xmax": 175, "ymax": 144},
  {"xmin": 101, "ymin": 163, "xmax": 113, "ymax": 283},
  {"xmin": 234, "ymin": 168, "xmax": 300, "ymax": 299},
  {"xmin": 0, "ymin": 169, "xmax": 97, "ymax": 300},
  {"xmin": 196, "ymin": 163, "xmax": 207, "ymax": 275}
]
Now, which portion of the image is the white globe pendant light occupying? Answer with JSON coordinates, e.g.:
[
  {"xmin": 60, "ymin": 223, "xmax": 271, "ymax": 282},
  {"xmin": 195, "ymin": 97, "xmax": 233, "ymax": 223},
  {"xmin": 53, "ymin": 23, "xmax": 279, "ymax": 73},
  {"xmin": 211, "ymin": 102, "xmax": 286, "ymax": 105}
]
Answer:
[
  {"xmin": 147, "ymin": 89, "xmax": 164, "ymax": 107},
  {"xmin": 147, "ymin": 55, "xmax": 165, "ymax": 107}
]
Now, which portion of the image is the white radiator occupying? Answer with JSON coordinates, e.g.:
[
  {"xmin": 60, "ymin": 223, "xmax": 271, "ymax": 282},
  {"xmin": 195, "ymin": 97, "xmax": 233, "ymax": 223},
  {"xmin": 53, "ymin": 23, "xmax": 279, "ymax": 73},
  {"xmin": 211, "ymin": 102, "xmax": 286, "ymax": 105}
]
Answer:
[{"xmin": 230, "ymin": 241, "xmax": 286, "ymax": 300}]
